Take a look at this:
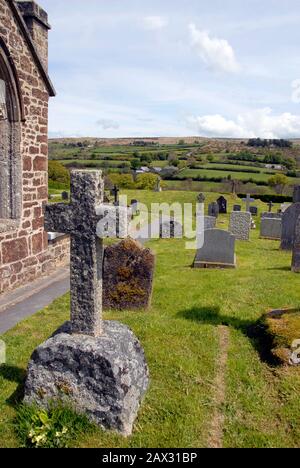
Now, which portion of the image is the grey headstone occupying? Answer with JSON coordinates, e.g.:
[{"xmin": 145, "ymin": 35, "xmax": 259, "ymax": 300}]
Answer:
[
  {"xmin": 280, "ymin": 203, "xmax": 300, "ymax": 250},
  {"xmin": 229, "ymin": 211, "xmax": 251, "ymax": 241},
  {"xmin": 261, "ymin": 212, "xmax": 282, "ymax": 219},
  {"xmin": 260, "ymin": 218, "xmax": 282, "ymax": 240},
  {"xmin": 293, "ymin": 186, "xmax": 300, "ymax": 203},
  {"xmin": 292, "ymin": 215, "xmax": 300, "ymax": 273},
  {"xmin": 217, "ymin": 196, "xmax": 227, "ymax": 214},
  {"xmin": 159, "ymin": 217, "xmax": 183, "ymax": 238},
  {"xmin": 193, "ymin": 229, "xmax": 236, "ymax": 269},
  {"xmin": 24, "ymin": 321, "xmax": 149, "ymax": 436},
  {"xmin": 233, "ymin": 205, "xmax": 241, "ymax": 212},
  {"xmin": 103, "ymin": 239, "xmax": 155, "ymax": 310},
  {"xmin": 208, "ymin": 202, "xmax": 219, "ymax": 218}
]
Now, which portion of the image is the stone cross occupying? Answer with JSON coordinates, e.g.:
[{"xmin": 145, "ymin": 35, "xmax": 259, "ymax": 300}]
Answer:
[
  {"xmin": 242, "ymin": 194, "xmax": 255, "ymax": 212},
  {"xmin": 268, "ymin": 201, "xmax": 274, "ymax": 213},
  {"xmin": 45, "ymin": 170, "xmax": 106, "ymax": 337},
  {"xmin": 111, "ymin": 185, "xmax": 120, "ymax": 206}
]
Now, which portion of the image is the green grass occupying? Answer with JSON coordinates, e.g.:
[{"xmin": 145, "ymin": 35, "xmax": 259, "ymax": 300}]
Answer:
[{"xmin": 0, "ymin": 191, "xmax": 300, "ymax": 448}]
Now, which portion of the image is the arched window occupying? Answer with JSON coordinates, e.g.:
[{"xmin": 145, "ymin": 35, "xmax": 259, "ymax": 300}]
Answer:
[{"xmin": 0, "ymin": 44, "xmax": 22, "ymax": 222}]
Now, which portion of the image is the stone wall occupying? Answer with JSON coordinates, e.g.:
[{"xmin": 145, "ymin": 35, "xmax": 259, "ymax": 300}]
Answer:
[{"xmin": 0, "ymin": 0, "xmax": 56, "ymax": 294}]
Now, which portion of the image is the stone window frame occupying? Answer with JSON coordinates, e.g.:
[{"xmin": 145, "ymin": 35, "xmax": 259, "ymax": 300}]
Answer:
[{"xmin": 0, "ymin": 39, "xmax": 24, "ymax": 233}]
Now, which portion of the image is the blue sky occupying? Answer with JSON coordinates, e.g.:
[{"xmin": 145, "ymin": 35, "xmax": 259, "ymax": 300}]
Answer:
[{"xmin": 41, "ymin": 0, "xmax": 300, "ymax": 138}]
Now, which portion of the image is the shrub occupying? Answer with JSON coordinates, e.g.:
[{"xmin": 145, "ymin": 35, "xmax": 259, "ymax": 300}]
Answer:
[{"xmin": 108, "ymin": 173, "xmax": 135, "ymax": 189}]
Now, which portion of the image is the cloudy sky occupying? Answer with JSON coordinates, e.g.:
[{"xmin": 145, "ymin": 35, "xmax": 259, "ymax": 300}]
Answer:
[{"xmin": 41, "ymin": 0, "xmax": 300, "ymax": 139}]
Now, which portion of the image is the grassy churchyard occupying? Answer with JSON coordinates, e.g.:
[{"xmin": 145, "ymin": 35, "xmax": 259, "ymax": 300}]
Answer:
[{"xmin": 0, "ymin": 190, "xmax": 300, "ymax": 448}]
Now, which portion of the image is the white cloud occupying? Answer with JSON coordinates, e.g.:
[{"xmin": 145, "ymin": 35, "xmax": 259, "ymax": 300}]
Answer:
[
  {"xmin": 187, "ymin": 108, "xmax": 300, "ymax": 139},
  {"xmin": 96, "ymin": 119, "xmax": 120, "ymax": 130},
  {"xmin": 189, "ymin": 23, "xmax": 240, "ymax": 73},
  {"xmin": 142, "ymin": 16, "xmax": 168, "ymax": 30},
  {"xmin": 291, "ymin": 79, "xmax": 300, "ymax": 104}
]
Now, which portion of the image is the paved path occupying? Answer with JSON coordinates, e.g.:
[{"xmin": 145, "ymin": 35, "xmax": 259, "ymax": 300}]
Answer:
[{"xmin": 0, "ymin": 266, "xmax": 70, "ymax": 335}]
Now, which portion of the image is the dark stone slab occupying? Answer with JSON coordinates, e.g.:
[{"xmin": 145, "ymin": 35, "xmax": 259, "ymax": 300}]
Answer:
[
  {"xmin": 260, "ymin": 218, "xmax": 282, "ymax": 240},
  {"xmin": 103, "ymin": 239, "xmax": 155, "ymax": 310},
  {"xmin": 61, "ymin": 191, "xmax": 69, "ymax": 201},
  {"xmin": 193, "ymin": 229, "xmax": 236, "ymax": 269},
  {"xmin": 250, "ymin": 206, "xmax": 258, "ymax": 216},
  {"xmin": 280, "ymin": 203, "xmax": 300, "ymax": 250},
  {"xmin": 292, "ymin": 215, "xmax": 300, "ymax": 272},
  {"xmin": 217, "ymin": 196, "xmax": 227, "ymax": 214},
  {"xmin": 233, "ymin": 205, "xmax": 241, "ymax": 212},
  {"xmin": 24, "ymin": 321, "xmax": 149, "ymax": 436}
]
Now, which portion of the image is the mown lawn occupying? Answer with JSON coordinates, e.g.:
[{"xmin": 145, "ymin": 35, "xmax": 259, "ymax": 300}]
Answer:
[{"xmin": 0, "ymin": 192, "xmax": 300, "ymax": 448}]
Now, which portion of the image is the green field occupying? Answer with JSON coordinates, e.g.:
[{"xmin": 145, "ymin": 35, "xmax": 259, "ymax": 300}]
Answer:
[{"xmin": 1, "ymin": 190, "xmax": 299, "ymax": 448}]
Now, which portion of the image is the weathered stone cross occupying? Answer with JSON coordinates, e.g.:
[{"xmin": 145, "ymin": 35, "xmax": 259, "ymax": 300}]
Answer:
[
  {"xmin": 45, "ymin": 170, "xmax": 107, "ymax": 337},
  {"xmin": 242, "ymin": 193, "xmax": 255, "ymax": 212}
]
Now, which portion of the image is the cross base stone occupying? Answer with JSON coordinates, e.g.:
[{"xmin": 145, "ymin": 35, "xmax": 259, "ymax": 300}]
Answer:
[{"xmin": 24, "ymin": 321, "xmax": 149, "ymax": 436}]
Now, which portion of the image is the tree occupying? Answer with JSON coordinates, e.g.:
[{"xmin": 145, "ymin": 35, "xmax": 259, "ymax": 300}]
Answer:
[
  {"xmin": 48, "ymin": 161, "xmax": 70, "ymax": 185},
  {"xmin": 136, "ymin": 173, "xmax": 158, "ymax": 190},
  {"xmin": 131, "ymin": 159, "xmax": 140, "ymax": 171},
  {"xmin": 268, "ymin": 174, "xmax": 289, "ymax": 194},
  {"xmin": 207, "ymin": 154, "xmax": 215, "ymax": 162}
]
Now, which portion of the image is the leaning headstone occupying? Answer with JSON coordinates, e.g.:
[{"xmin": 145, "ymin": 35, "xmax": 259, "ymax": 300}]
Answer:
[
  {"xmin": 208, "ymin": 202, "xmax": 219, "ymax": 218},
  {"xmin": 193, "ymin": 229, "xmax": 236, "ymax": 269},
  {"xmin": 217, "ymin": 196, "xmax": 227, "ymax": 214},
  {"xmin": 233, "ymin": 205, "xmax": 241, "ymax": 212},
  {"xmin": 24, "ymin": 170, "xmax": 149, "ymax": 436},
  {"xmin": 103, "ymin": 239, "xmax": 155, "ymax": 310},
  {"xmin": 293, "ymin": 186, "xmax": 300, "ymax": 203},
  {"xmin": 61, "ymin": 191, "xmax": 69, "ymax": 201},
  {"xmin": 250, "ymin": 206, "xmax": 258, "ymax": 216},
  {"xmin": 280, "ymin": 203, "xmax": 300, "ymax": 250},
  {"xmin": 229, "ymin": 212, "xmax": 251, "ymax": 241},
  {"xmin": 260, "ymin": 218, "xmax": 282, "ymax": 240},
  {"xmin": 292, "ymin": 215, "xmax": 300, "ymax": 273}
]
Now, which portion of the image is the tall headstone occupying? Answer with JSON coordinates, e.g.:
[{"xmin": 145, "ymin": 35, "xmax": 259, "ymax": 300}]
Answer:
[
  {"xmin": 111, "ymin": 185, "xmax": 120, "ymax": 206},
  {"xmin": 154, "ymin": 178, "xmax": 162, "ymax": 192},
  {"xmin": 280, "ymin": 203, "xmax": 300, "ymax": 250},
  {"xmin": 193, "ymin": 229, "xmax": 236, "ymax": 269},
  {"xmin": 268, "ymin": 201, "xmax": 274, "ymax": 213},
  {"xmin": 61, "ymin": 191, "xmax": 69, "ymax": 201},
  {"xmin": 24, "ymin": 170, "xmax": 149, "ymax": 436},
  {"xmin": 103, "ymin": 239, "xmax": 155, "ymax": 310},
  {"xmin": 217, "ymin": 196, "xmax": 227, "ymax": 214},
  {"xmin": 292, "ymin": 215, "xmax": 300, "ymax": 273},
  {"xmin": 229, "ymin": 212, "xmax": 251, "ymax": 241},
  {"xmin": 208, "ymin": 202, "xmax": 219, "ymax": 218}
]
